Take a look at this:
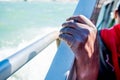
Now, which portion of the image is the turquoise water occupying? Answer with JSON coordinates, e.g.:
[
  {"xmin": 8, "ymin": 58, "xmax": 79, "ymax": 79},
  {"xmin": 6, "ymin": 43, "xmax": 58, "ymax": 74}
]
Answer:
[
  {"xmin": 0, "ymin": 2, "xmax": 76, "ymax": 48},
  {"xmin": 0, "ymin": 1, "xmax": 77, "ymax": 80}
]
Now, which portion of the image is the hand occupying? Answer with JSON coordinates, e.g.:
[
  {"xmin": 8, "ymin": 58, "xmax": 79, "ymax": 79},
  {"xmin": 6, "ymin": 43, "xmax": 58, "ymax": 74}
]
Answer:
[{"xmin": 59, "ymin": 15, "xmax": 99, "ymax": 80}]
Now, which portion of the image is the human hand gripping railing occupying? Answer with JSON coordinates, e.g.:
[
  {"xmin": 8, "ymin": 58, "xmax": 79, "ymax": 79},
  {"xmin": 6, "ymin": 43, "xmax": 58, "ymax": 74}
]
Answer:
[{"xmin": 0, "ymin": 31, "xmax": 59, "ymax": 80}]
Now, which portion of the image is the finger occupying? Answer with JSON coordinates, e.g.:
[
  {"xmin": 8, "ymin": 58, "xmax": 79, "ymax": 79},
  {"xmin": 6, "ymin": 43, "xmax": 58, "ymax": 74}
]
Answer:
[
  {"xmin": 60, "ymin": 27, "xmax": 78, "ymax": 35},
  {"xmin": 62, "ymin": 21, "xmax": 78, "ymax": 29},
  {"xmin": 78, "ymin": 15, "xmax": 95, "ymax": 28},
  {"xmin": 67, "ymin": 15, "xmax": 95, "ymax": 28},
  {"xmin": 62, "ymin": 21, "xmax": 91, "ymax": 34},
  {"xmin": 60, "ymin": 27, "xmax": 87, "ymax": 43},
  {"xmin": 59, "ymin": 33, "xmax": 74, "ymax": 47},
  {"xmin": 62, "ymin": 21, "xmax": 89, "ymax": 30},
  {"xmin": 66, "ymin": 15, "xmax": 86, "ymax": 24}
]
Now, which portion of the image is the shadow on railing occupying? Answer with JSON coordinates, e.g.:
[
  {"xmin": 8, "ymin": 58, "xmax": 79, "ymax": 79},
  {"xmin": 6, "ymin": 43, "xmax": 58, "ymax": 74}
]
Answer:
[{"xmin": 0, "ymin": 31, "xmax": 59, "ymax": 80}]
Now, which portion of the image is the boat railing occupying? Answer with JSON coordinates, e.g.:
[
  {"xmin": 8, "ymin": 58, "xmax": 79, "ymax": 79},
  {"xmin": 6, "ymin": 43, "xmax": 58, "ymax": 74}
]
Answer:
[
  {"xmin": 0, "ymin": 31, "xmax": 59, "ymax": 80},
  {"xmin": 0, "ymin": 0, "xmax": 109, "ymax": 79}
]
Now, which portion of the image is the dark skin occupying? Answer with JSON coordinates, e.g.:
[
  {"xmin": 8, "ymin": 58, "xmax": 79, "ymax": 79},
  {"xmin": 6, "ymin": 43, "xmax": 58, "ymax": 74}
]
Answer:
[{"xmin": 59, "ymin": 15, "xmax": 99, "ymax": 80}]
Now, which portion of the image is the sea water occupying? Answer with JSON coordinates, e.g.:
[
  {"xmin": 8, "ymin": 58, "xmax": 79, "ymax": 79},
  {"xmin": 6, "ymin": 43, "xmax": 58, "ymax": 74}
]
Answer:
[{"xmin": 0, "ymin": 1, "xmax": 77, "ymax": 80}]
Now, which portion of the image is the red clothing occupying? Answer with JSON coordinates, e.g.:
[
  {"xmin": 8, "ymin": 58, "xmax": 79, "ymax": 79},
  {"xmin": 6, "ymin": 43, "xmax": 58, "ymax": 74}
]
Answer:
[{"xmin": 100, "ymin": 24, "xmax": 120, "ymax": 80}]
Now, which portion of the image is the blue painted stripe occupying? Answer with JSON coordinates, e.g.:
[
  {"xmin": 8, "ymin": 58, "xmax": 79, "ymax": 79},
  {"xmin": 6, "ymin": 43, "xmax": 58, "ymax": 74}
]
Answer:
[{"xmin": 0, "ymin": 59, "xmax": 11, "ymax": 80}]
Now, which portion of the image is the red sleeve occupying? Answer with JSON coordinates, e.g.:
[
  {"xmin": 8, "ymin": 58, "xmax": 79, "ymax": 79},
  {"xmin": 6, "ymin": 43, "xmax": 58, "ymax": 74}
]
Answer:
[{"xmin": 100, "ymin": 24, "xmax": 120, "ymax": 80}]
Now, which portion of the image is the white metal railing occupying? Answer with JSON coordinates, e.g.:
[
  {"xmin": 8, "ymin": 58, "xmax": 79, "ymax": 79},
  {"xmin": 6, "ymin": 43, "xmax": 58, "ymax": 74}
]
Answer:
[
  {"xmin": 0, "ymin": 31, "xmax": 59, "ymax": 80},
  {"xmin": 0, "ymin": 0, "xmax": 98, "ymax": 79},
  {"xmin": 45, "ymin": 0, "xmax": 97, "ymax": 80}
]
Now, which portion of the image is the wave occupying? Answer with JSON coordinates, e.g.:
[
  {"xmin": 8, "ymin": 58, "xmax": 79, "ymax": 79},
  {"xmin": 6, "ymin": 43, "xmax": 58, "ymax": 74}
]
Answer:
[{"xmin": 0, "ymin": 27, "xmax": 58, "ymax": 80}]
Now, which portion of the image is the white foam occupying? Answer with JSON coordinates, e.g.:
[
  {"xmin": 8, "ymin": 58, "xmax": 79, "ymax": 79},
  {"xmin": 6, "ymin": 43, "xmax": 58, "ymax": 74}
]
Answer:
[
  {"xmin": 7, "ymin": 41, "xmax": 57, "ymax": 80},
  {"xmin": 0, "ymin": 27, "xmax": 59, "ymax": 80}
]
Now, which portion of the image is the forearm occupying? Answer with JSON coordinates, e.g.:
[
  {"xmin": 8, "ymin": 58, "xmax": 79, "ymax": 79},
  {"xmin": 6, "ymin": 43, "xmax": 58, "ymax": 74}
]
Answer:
[{"xmin": 74, "ymin": 33, "xmax": 100, "ymax": 80}]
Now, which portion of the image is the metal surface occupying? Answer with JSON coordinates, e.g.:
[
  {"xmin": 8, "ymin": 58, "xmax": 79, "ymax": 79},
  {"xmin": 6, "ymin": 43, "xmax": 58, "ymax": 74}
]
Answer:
[
  {"xmin": 0, "ymin": 31, "xmax": 59, "ymax": 80},
  {"xmin": 45, "ymin": 0, "xmax": 97, "ymax": 80}
]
